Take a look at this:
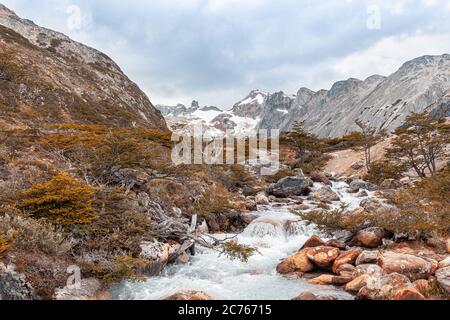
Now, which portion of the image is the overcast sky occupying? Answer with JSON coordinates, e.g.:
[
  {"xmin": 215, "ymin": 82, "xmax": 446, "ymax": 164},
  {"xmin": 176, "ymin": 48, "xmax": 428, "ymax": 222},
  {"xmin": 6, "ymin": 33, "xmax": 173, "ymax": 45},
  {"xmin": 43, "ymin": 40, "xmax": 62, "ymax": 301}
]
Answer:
[{"xmin": 3, "ymin": 0, "xmax": 450, "ymax": 108}]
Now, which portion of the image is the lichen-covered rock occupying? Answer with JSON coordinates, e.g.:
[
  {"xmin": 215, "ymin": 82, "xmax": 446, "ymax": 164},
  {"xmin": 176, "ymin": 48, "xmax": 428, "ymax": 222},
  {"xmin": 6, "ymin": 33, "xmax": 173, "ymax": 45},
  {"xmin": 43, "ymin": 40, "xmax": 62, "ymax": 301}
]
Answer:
[
  {"xmin": 350, "ymin": 227, "xmax": 388, "ymax": 248},
  {"xmin": 277, "ymin": 249, "xmax": 314, "ymax": 275},
  {"xmin": 0, "ymin": 263, "xmax": 38, "ymax": 300},
  {"xmin": 357, "ymin": 273, "xmax": 411, "ymax": 300},
  {"xmin": 308, "ymin": 274, "xmax": 354, "ymax": 286},
  {"xmin": 309, "ymin": 171, "xmax": 332, "ymax": 186},
  {"xmin": 379, "ymin": 251, "xmax": 436, "ymax": 281},
  {"xmin": 306, "ymin": 246, "xmax": 341, "ymax": 269},
  {"xmin": 139, "ymin": 240, "xmax": 171, "ymax": 276},
  {"xmin": 356, "ymin": 250, "xmax": 380, "ymax": 265},
  {"xmin": 267, "ymin": 176, "xmax": 311, "ymax": 198},
  {"xmin": 309, "ymin": 186, "xmax": 340, "ymax": 202},
  {"xmin": 335, "ymin": 264, "xmax": 357, "ymax": 277},
  {"xmin": 54, "ymin": 278, "xmax": 109, "ymax": 300},
  {"xmin": 435, "ymin": 267, "xmax": 450, "ymax": 294},
  {"xmin": 255, "ymin": 193, "xmax": 270, "ymax": 205},
  {"xmin": 301, "ymin": 235, "xmax": 325, "ymax": 249},
  {"xmin": 332, "ymin": 248, "xmax": 362, "ymax": 273}
]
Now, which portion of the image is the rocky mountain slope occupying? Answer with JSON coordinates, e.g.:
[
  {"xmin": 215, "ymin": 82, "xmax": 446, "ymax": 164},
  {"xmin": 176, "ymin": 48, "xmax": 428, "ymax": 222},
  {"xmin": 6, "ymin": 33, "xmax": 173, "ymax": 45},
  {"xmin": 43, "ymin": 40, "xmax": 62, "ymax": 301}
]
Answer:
[
  {"xmin": 0, "ymin": 4, "xmax": 167, "ymax": 130},
  {"xmin": 163, "ymin": 54, "xmax": 449, "ymax": 138}
]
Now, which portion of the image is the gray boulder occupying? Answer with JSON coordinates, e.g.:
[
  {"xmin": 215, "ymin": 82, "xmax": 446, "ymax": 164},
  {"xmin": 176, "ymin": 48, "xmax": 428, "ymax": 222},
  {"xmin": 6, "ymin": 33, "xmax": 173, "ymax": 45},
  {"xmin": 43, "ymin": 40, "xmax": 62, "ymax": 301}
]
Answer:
[
  {"xmin": 267, "ymin": 176, "xmax": 312, "ymax": 198},
  {"xmin": 0, "ymin": 264, "xmax": 38, "ymax": 300}
]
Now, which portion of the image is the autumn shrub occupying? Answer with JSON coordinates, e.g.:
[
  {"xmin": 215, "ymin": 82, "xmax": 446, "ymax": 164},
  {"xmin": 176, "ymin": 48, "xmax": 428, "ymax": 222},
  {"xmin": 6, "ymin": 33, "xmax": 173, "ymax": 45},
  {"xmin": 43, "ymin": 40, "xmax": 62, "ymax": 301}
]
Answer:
[
  {"xmin": 18, "ymin": 172, "xmax": 97, "ymax": 225},
  {"xmin": 366, "ymin": 160, "xmax": 407, "ymax": 184},
  {"xmin": 194, "ymin": 191, "xmax": 234, "ymax": 217},
  {"xmin": 0, "ymin": 232, "xmax": 13, "ymax": 259},
  {"xmin": 0, "ymin": 214, "xmax": 75, "ymax": 255}
]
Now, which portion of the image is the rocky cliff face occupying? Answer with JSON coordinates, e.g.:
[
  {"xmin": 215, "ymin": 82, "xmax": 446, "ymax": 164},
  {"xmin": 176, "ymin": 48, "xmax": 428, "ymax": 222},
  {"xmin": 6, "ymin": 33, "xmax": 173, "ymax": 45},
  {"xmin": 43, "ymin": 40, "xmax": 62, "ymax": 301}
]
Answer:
[{"xmin": 0, "ymin": 4, "xmax": 167, "ymax": 130}]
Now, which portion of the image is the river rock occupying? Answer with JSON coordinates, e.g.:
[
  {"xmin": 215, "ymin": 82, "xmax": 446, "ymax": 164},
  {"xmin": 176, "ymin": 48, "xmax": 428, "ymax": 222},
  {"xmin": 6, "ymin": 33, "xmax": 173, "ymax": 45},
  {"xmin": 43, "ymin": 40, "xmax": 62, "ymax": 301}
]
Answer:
[
  {"xmin": 438, "ymin": 257, "xmax": 450, "ymax": 269},
  {"xmin": 357, "ymin": 190, "xmax": 369, "ymax": 197},
  {"xmin": 356, "ymin": 250, "xmax": 380, "ymax": 265},
  {"xmin": 310, "ymin": 171, "xmax": 332, "ymax": 186},
  {"xmin": 277, "ymin": 248, "xmax": 314, "ymax": 275},
  {"xmin": 336, "ymin": 264, "xmax": 357, "ymax": 276},
  {"xmin": 345, "ymin": 274, "xmax": 370, "ymax": 293},
  {"xmin": 332, "ymin": 248, "xmax": 362, "ymax": 273},
  {"xmin": 267, "ymin": 176, "xmax": 311, "ymax": 198},
  {"xmin": 309, "ymin": 274, "xmax": 354, "ymax": 286},
  {"xmin": 245, "ymin": 199, "xmax": 257, "ymax": 211},
  {"xmin": 139, "ymin": 240, "xmax": 171, "ymax": 276},
  {"xmin": 357, "ymin": 272, "xmax": 411, "ymax": 300},
  {"xmin": 0, "ymin": 263, "xmax": 38, "ymax": 300},
  {"xmin": 292, "ymin": 292, "xmax": 336, "ymax": 300},
  {"xmin": 435, "ymin": 267, "xmax": 450, "ymax": 294},
  {"xmin": 349, "ymin": 180, "xmax": 378, "ymax": 193},
  {"xmin": 392, "ymin": 288, "xmax": 426, "ymax": 300},
  {"xmin": 350, "ymin": 227, "xmax": 388, "ymax": 248},
  {"xmin": 379, "ymin": 251, "xmax": 435, "ymax": 281},
  {"xmin": 309, "ymin": 186, "xmax": 340, "ymax": 203},
  {"xmin": 54, "ymin": 278, "xmax": 109, "ymax": 300},
  {"xmin": 326, "ymin": 239, "xmax": 347, "ymax": 250},
  {"xmin": 380, "ymin": 179, "xmax": 403, "ymax": 190},
  {"xmin": 307, "ymin": 246, "xmax": 341, "ymax": 269},
  {"xmin": 164, "ymin": 291, "xmax": 211, "ymax": 300},
  {"xmin": 255, "ymin": 193, "xmax": 270, "ymax": 205},
  {"xmin": 301, "ymin": 235, "xmax": 325, "ymax": 249},
  {"xmin": 355, "ymin": 264, "xmax": 383, "ymax": 277}
]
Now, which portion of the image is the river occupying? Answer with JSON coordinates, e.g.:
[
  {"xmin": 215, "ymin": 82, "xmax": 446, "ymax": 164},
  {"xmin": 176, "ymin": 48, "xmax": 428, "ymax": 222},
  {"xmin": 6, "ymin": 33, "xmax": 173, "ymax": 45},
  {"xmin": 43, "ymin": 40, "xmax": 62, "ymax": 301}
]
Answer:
[{"xmin": 111, "ymin": 182, "xmax": 368, "ymax": 300}]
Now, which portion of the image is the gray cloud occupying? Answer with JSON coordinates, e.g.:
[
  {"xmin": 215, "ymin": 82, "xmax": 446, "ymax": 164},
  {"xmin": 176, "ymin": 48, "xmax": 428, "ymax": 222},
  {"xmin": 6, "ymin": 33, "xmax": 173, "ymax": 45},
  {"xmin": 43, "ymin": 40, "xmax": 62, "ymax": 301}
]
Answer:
[{"xmin": 2, "ymin": 0, "xmax": 450, "ymax": 108}]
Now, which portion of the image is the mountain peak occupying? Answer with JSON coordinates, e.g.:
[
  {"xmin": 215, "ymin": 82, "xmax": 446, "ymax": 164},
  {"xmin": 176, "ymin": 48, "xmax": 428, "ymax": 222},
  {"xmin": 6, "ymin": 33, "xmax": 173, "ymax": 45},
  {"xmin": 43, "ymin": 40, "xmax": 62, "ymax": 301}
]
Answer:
[{"xmin": 0, "ymin": 4, "xmax": 17, "ymax": 17}]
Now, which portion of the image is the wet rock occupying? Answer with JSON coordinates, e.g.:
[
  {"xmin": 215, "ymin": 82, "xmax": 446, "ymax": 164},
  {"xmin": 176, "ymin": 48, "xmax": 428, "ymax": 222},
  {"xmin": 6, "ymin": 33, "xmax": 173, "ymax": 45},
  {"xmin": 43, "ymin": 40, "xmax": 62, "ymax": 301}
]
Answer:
[
  {"xmin": 393, "ymin": 288, "xmax": 426, "ymax": 300},
  {"xmin": 309, "ymin": 274, "xmax": 354, "ymax": 286},
  {"xmin": 301, "ymin": 235, "xmax": 325, "ymax": 249},
  {"xmin": 379, "ymin": 251, "xmax": 435, "ymax": 281},
  {"xmin": 267, "ymin": 176, "xmax": 311, "ymax": 198},
  {"xmin": 435, "ymin": 267, "xmax": 450, "ymax": 294},
  {"xmin": 357, "ymin": 273, "xmax": 411, "ymax": 300},
  {"xmin": 244, "ymin": 199, "xmax": 257, "ymax": 211},
  {"xmin": 239, "ymin": 213, "xmax": 258, "ymax": 225},
  {"xmin": 293, "ymin": 204, "xmax": 310, "ymax": 211},
  {"xmin": 164, "ymin": 291, "xmax": 211, "ymax": 300},
  {"xmin": 326, "ymin": 239, "xmax": 347, "ymax": 250},
  {"xmin": 307, "ymin": 246, "xmax": 341, "ymax": 269},
  {"xmin": 332, "ymin": 248, "xmax": 362, "ymax": 273},
  {"xmin": 350, "ymin": 227, "xmax": 388, "ymax": 248},
  {"xmin": 356, "ymin": 250, "xmax": 379, "ymax": 265},
  {"xmin": 139, "ymin": 240, "xmax": 170, "ymax": 276},
  {"xmin": 336, "ymin": 264, "xmax": 357, "ymax": 277},
  {"xmin": 349, "ymin": 179, "xmax": 378, "ymax": 193},
  {"xmin": 438, "ymin": 257, "xmax": 450, "ymax": 269},
  {"xmin": 309, "ymin": 186, "xmax": 340, "ymax": 202},
  {"xmin": 277, "ymin": 248, "xmax": 314, "ymax": 275},
  {"xmin": 356, "ymin": 190, "xmax": 369, "ymax": 198},
  {"xmin": 54, "ymin": 278, "xmax": 109, "ymax": 300},
  {"xmin": 310, "ymin": 171, "xmax": 332, "ymax": 186},
  {"xmin": 355, "ymin": 264, "xmax": 383, "ymax": 277},
  {"xmin": 380, "ymin": 179, "xmax": 403, "ymax": 190},
  {"xmin": 0, "ymin": 263, "xmax": 38, "ymax": 300},
  {"xmin": 292, "ymin": 292, "xmax": 336, "ymax": 300},
  {"xmin": 255, "ymin": 193, "xmax": 270, "ymax": 205},
  {"xmin": 345, "ymin": 274, "xmax": 370, "ymax": 293}
]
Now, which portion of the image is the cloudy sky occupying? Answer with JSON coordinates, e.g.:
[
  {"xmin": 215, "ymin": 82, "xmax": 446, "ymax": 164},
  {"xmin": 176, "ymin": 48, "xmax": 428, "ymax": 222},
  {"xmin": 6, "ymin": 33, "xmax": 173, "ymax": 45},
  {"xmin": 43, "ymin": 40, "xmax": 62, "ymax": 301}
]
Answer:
[{"xmin": 3, "ymin": 0, "xmax": 450, "ymax": 108}]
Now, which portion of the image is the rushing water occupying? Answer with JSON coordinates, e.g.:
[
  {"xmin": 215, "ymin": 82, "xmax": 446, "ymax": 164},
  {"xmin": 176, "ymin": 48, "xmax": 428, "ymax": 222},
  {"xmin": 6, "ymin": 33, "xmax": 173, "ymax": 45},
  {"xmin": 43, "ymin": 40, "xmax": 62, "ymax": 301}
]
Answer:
[{"xmin": 111, "ymin": 182, "xmax": 369, "ymax": 300}]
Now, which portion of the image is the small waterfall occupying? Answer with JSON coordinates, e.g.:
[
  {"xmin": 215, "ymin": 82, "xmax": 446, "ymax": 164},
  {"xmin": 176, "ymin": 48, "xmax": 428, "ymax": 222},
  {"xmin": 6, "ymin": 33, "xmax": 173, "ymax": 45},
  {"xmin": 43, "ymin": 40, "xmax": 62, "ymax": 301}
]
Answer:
[
  {"xmin": 284, "ymin": 219, "xmax": 313, "ymax": 238},
  {"xmin": 242, "ymin": 217, "xmax": 284, "ymax": 238}
]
